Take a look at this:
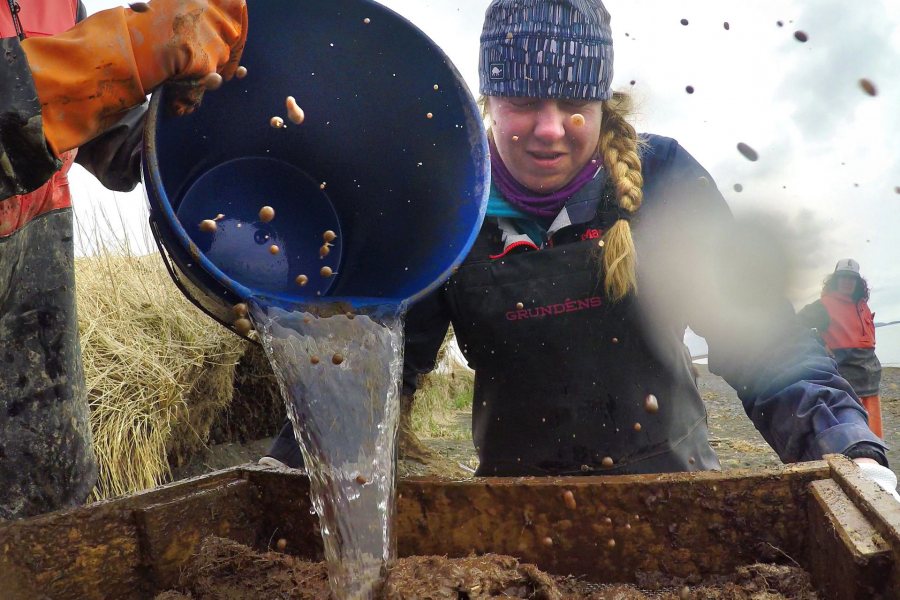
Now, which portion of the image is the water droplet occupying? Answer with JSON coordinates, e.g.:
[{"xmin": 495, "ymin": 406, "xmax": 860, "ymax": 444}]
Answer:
[
  {"xmin": 233, "ymin": 318, "xmax": 252, "ymax": 336},
  {"xmin": 859, "ymin": 79, "xmax": 877, "ymax": 97},
  {"xmin": 285, "ymin": 96, "xmax": 305, "ymax": 125},
  {"xmin": 736, "ymin": 142, "xmax": 759, "ymax": 161},
  {"xmin": 257, "ymin": 206, "xmax": 275, "ymax": 224}
]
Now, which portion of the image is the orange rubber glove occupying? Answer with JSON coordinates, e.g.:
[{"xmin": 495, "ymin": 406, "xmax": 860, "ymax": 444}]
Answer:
[{"xmin": 21, "ymin": 0, "xmax": 247, "ymax": 155}]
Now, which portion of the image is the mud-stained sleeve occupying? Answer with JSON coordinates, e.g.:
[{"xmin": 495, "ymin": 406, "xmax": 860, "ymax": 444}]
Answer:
[
  {"xmin": 402, "ymin": 288, "xmax": 452, "ymax": 397},
  {"xmin": 0, "ymin": 37, "xmax": 62, "ymax": 200},
  {"xmin": 75, "ymin": 103, "xmax": 146, "ymax": 192}
]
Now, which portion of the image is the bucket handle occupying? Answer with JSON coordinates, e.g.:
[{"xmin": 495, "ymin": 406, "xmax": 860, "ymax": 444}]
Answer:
[{"xmin": 148, "ymin": 216, "xmax": 257, "ymax": 344}]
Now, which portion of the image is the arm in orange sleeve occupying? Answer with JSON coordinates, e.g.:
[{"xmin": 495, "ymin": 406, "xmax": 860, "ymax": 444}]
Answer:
[{"xmin": 20, "ymin": 0, "xmax": 247, "ymax": 154}]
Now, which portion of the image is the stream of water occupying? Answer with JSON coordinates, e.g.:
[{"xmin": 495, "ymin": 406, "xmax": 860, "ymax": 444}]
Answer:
[{"xmin": 250, "ymin": 300, "xmax": 405, "ymax": 599}]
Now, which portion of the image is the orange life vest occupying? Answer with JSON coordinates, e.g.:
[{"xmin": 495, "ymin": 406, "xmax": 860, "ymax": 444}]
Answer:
[
  {"xmin": 820, "ymin": 291, "xmax": 876, "ymax": 351},
  {"xmin": 0, "ymin": 0, "xmax": 79, "ymax": 238}
]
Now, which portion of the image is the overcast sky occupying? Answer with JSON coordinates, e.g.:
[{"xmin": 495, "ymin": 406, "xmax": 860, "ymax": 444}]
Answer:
[{"xmin": 76, "ymin": 0, "xmax": 900, "ymax": 321}]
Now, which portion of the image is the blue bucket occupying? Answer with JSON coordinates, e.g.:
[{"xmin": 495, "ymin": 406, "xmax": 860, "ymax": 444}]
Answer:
[{"xmin": 143, "ymin": 0, "xmax": 489, "ymax": 334}]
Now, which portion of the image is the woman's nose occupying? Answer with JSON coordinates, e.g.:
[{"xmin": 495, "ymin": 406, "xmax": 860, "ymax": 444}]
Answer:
[{"xmin": 532, "ymin": 103, "xmax": 566, "ymax": 142}]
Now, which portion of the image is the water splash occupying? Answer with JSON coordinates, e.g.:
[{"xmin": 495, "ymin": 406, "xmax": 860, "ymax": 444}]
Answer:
[{"xmin": 250, "ymin": 300, "xmax": 405, "ymax": 599}]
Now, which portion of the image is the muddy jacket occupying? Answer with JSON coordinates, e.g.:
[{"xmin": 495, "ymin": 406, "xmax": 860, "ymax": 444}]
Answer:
[
  {"xmin": 0, "ymin": 2, "xmax": 146, "ymax": 519},
  {"xmin": 798, "ymin": 295, "xmax": 881, "ymax": 397},
  {"xmin": 403, "ymin": 135, "xmax": 887, "ymax": 476}
]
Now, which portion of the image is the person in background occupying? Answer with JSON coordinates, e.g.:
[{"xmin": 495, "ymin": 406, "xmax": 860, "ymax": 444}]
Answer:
[
  {"xmin": 1, "ymin": 0, "xmax": 247, "ymax": 520},
  {"xmin": 799, "ymin": 259, "xmax": 883, "ymax": 438}
]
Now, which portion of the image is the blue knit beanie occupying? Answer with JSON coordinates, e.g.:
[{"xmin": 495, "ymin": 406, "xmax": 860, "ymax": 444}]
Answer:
[{"xmin": 479, "ymin": 0, "xmax": 614, "ymax": 101}]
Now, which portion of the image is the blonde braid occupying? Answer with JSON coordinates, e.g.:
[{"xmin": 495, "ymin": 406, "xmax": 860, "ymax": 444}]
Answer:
[{"xmin": 597, "ymin": 92, "xmax": 643, "ymax": 302}]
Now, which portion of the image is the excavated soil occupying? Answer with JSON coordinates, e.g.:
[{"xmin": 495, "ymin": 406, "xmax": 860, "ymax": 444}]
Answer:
[{"xmin": 155, "ymin": 537, "xmax": 818, "ymax": 600}]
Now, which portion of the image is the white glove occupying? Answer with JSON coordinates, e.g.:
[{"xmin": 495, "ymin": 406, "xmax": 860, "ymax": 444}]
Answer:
[{"xmin": 857, "ymin": 462, "xmax": 900, "ymax": 503}]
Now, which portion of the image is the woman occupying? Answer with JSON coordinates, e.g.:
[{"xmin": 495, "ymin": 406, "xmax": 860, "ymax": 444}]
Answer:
[
  {"xmin": 270, "ymin": 0, "xmax": 896, "ymax": 497},
  {"xmin": 403, "ymin": 0, "xmax": 892, "ymax": 479},
  {"xmin": 799, "ymin": 259, "xmax": 883, "ymax": 438}
]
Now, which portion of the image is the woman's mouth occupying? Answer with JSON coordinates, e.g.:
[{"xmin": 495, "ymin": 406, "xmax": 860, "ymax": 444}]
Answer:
[{"xmin": 527, "ymin": 151, "xmax": 566, "ymax": 167}]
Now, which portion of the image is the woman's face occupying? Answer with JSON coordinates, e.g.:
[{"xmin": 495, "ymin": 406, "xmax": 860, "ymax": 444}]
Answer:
[
  {"xmin": 487, "ymin": 96, "xmax": 603, "ymax": 194},
  {"xmin": 836, "ymin": 274, "xmax": 858, "ymax": 296}
]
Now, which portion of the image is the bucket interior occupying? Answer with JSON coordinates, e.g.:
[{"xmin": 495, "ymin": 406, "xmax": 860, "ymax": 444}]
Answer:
[{"xmin": 145, "ymin": 0, "xmax": 488, "ymax": 308}]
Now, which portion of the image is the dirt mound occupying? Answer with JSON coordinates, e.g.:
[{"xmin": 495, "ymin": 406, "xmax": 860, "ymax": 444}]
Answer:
[
  {"xmin": 209, "ymin": 343, "xmax": 286, "ymax": 444},
  {"xmin": 162, "ymin": 536, "xmax": 330, "ymax": 599},
  {"xmin": 156, "ymin": 537, "xmax": 818, "ymax": 599},
  {"xmin": 385, "ymin": 554, "xmax": 560, "ymax": 599}
]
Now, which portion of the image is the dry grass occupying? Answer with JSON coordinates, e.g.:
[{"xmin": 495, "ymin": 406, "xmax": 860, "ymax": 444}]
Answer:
[
  {"xmin": 75, "ymin": 228, "xmax": 246, "ymax": 499},
  {"xmin": 411, "ymin": 328, "xmax": 474, "ymax": 440}
]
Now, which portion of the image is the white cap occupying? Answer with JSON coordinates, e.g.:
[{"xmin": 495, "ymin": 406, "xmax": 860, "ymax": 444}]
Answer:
[{"xmin": 834, "ymin": 258, "xmax": 861, "ymax": 275}]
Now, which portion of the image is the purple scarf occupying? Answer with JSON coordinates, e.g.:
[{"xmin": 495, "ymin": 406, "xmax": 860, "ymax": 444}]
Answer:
[{"xmin": 491, "ymin": 142, "xmax": 601, "ymax": 220}]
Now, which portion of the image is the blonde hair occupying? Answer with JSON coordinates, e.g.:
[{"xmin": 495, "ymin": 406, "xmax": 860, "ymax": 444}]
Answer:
[
  {"xmin": 597, "ymin": 91, "xmax": 643, "ymax": 301},
  {"xmin": 480, "ymin": 92, "xmax": 644, "ymax": 301}
]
